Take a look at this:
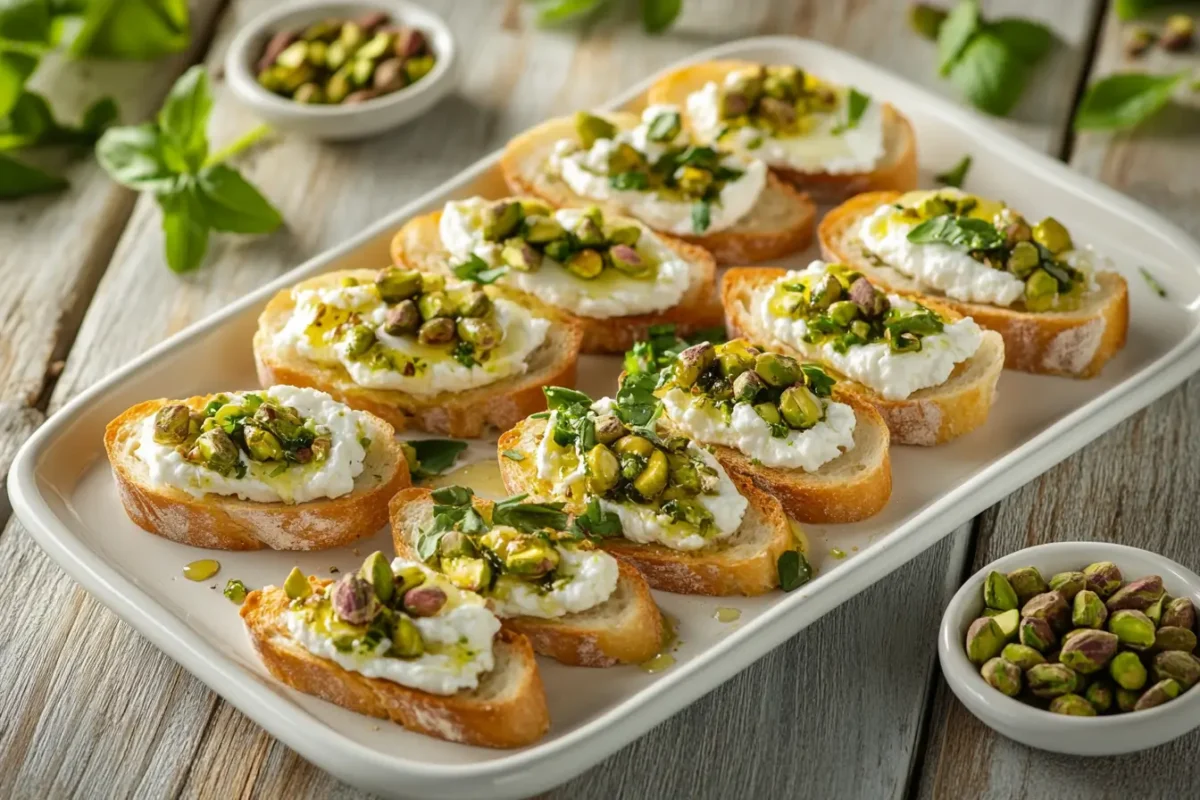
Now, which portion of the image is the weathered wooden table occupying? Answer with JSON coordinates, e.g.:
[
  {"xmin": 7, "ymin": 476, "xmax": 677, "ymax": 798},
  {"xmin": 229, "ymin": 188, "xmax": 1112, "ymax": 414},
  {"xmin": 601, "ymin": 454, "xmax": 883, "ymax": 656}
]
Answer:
[{"xmin": 2, "ymin": 1, "xmax": 1198, "ymax": 796}]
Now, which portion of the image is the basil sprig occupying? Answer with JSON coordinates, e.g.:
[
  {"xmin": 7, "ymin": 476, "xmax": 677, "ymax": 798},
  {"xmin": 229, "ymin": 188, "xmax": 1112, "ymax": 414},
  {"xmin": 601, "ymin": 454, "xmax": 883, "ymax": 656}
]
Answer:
[
  {"xmin": 933, "ymin": 0, "xmax": 1054, "ymax": 117},
  {"xmin": 405, "ymin": 439, "xmax": 468, "ymax": 480},
  {"xmin": 778, "ymin": 550, "xmax": 814, "ymax": 592},
  {"xmin": 96, "ymin": 67, "xmax": 281, "ymax": 272}
]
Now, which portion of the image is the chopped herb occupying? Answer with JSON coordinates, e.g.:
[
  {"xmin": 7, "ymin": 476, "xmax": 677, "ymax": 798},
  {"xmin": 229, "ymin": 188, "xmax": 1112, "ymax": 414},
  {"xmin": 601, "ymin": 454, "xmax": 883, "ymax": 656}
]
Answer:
[
  {"xmin": 778, "ymin": 550, "xmax": 814, "ymax": 592},
  {"xmin": 452, "ymin": 253, "xmax": 508, "ymax": 285},
  {"xmin": 492, "ymin": 494, "xmax": 569, "ymax": 533},
  {"xmin": 359, "ymin": 436, "xmax": 372, "ymax": 450},
  {"xmin": 529, "ymin": 411, "xmax": 551, "ymax": 419},
  {"xmin": 502, "ymin": 449, "xmax": 526, "ymax": 461},
  {"xmin": 543, "ymin": 386, "xmax": 593, "ymax": 410},
  {"xmin": 614, "ymin": 371, "xmax": 660, "ymax": 427},
  {"xmin": 646, "ymin": 110, "xmax": 682, "ymax": 142},
  {"xmin": 832, "ymin": 88, "xmax": 871, "ymax": 134},
  {"xmin": 268, "ymin": 463, "xmax": 289, "ymax": 478},
  {"xmin": 800, "ymin": 365, "xmax": 836, "ymax": 397},
  {"xmin": 416, "ymin": 527, "xmax": 446, "ymax": 561},
  {"xmin": 935, "ymin": 155, "xmax": 972, "ymax": 188},
  {"xmin": 452, "ymin": 341, "xmax": 478, "ymax": 368},
  {"xmin": 610, "ymin": 171, "xmax": 649, "ymax": 191},
  {"xmin": 1139, "ymin": 267, "xmax": 1167, "ymax": 298},
  {"xmin": 570, "ymin": 497, "xmax": 623, "ymax": 539},
  {"xmin": 750, "ymin": 457, "xmax": 763, "ymax": 467},
  {"xmin": 223, "ymin": 579, "xmax": 248, "ymax": 605},
  {"xmin": 691, "ymin": 199, "xmax": 711, "ymax": 234},
  {"xmin": 406, "ymin": 439, "xmax": 468, "ymax": 480}
]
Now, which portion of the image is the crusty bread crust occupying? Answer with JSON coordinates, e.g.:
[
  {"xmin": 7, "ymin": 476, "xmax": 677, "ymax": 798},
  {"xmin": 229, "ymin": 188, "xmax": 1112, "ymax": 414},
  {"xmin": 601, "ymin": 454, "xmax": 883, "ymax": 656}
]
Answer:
[
  {"xmin": 819, "ymin": 191, "xmax": 1130, "ymax": 378},
  {"xmin": 105, "ymin": 395, "xmax": 410, "ymax": 551},
  {"xmin": 670, "ymin": 392, "xmax": 892, "ymax": 524},
  {"xmin": 721, "ymin": 267, "xmax": 1005, "ymax": 446},
  {"xmin": 389, "ymin": 487, "xmax": 663, "ymax": 667},
  {"xmin": 253, "ymin": 269, "xmax": 583, "ymax": 438},
  {"xmin": 390, "ymin": 208, "xmax": 724, "ymax": 354},
  {"xmin": 240, "ymin": 577, "xmax": 550, "ymax": 748},
  {"xmin": 498, "ymin": 112, "xmax": 816, "ymax": 264},
  {"xmin": 645, "ymin": 59, "xmax": 919, "ymax": 202},
  {"xmin": 497, "ymin": 418, "xmax": 794, "ymax": 596}
]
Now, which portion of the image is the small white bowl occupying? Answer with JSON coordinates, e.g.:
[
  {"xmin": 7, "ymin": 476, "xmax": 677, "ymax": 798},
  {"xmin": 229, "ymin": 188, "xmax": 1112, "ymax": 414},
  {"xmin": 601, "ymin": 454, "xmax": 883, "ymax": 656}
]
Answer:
[
  {"xmin": 939, "ymin": 541, "xmax": 1200, "ymax": 756},
  {"xmin": 224, "ymin": 0, "xmax": 457, "ymax": 141}
]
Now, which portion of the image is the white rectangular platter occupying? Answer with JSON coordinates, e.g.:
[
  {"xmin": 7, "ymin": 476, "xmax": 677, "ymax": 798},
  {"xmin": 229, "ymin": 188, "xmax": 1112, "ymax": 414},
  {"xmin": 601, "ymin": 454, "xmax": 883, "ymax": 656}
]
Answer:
[{"xmin": 9, "ymin": 36, "xmax": 1200, "ymax": 800}]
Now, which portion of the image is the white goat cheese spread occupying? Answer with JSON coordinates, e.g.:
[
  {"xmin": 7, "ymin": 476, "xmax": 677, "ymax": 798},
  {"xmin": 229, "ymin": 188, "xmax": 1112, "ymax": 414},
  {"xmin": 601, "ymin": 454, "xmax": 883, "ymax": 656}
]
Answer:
[
  {"xmin": 489, "ymin": 546, "xmax": 619, "ymax": 619},
  {"xmin": 660, "ymin": 387, "xmax": 857, "ymax": 471},
  {"xmin": 547, "ymin": 104, "xmax": 768, "ymax": 235},
  {"xmin": 687, "ymin": 75, "xmax": 885, "ymax": 174},
  {"xmin": 136, "ymin": 385, "xmax": 368, "ymax": 504},
  {"xmin": 275, "ymin": 280, "xmax": 549, "ymax": 396},
  {"xmin": 754, "ymin": 264, "xmax": 984, "ymax": 401},
  {"xmin": 284, "ymin": 561, "xmax": 500, "ymax": 696},
  {"xmin": 439, "ymin": 198, "xmax": 692, "ymax": 318}
]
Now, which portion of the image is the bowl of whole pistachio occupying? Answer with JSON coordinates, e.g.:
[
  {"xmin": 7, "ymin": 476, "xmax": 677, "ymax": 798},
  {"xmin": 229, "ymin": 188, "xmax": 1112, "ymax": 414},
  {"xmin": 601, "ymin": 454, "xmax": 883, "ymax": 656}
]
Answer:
[
  {"xmin": 939, "ymin": 542, "xmax": 1200, "ymax": 756},
  {"xmin": 225, "ymin": 0, "xmax": 457, "ymax": 140}
]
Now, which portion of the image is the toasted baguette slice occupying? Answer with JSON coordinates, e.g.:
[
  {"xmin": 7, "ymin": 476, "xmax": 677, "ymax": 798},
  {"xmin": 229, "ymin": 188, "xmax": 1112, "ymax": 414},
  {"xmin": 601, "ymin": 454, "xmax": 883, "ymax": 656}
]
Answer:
[
  {"xmin": 819, "ymin": 191, "xmax": 1130, "ymax": 378},
  {"xmin": 104, "ymin": 395, "xmax": 409, "ymax": 551},
  {"xmin": 389, "ymin": 488, "xmax": 663, "ymax": 667},
  {"xmin": 254, "ymin": 269, "xmax": 582, "ymax": 438},
  {"xmin": 498, "ymin": 113, "xmax": 815, "ymax": 264},
  {"xmin": 391, "ymin": 206, "xmax": 722, "ymax": 354},
  {"xmin": 497, "ymin": 417, "xmax": 794, "ymax": 596},
  {"xmin": 660, "ymin": 392, "xmax": 892, "ymax": 524},
  {"xmin": 722, "ymin": 268, "xmax": 1005, "ymax": 446},
  {"xmin": 646, "ymin": 60, "xmax": 919, "ymax": 203},
  {"xmin": 240, "ymin": 576, "xmax": 549, "ymax": 748}
]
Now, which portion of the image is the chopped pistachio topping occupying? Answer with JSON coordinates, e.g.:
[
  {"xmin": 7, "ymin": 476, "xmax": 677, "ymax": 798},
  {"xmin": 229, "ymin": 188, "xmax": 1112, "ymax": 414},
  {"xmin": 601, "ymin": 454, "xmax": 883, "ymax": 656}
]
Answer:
[{"xmin": 715, "ymin": 64, "xmax": 847, "ymax": 138}]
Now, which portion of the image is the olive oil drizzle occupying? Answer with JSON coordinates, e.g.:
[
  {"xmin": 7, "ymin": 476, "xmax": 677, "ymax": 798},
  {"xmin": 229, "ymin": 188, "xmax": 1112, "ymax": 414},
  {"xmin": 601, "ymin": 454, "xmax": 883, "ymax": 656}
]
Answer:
[{"xmin": 183, "ymin": 559, "xmax": 220, "ymax": 581}]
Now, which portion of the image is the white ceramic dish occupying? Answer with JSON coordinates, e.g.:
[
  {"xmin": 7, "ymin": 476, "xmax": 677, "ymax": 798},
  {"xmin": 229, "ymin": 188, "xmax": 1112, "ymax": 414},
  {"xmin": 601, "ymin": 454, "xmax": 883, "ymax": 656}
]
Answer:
[
  {"xmin": 939, "ymin": 542, "xmax": 1200, "ymax": 755},
  {"xmin": 9, "ymin": 36, "xmax": 1200, "ymax": 799},
  {"xmin": 225, "ymin": 0, "xmax": 458, "ymax": 141}
]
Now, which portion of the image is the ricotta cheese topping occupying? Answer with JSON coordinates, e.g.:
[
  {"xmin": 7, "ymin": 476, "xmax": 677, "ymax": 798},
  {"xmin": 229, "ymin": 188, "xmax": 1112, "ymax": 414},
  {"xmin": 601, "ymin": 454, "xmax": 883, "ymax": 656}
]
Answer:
[
  {"xmin": 687, "ymin": 75, "xmax": 885, "ymax": 174},
  {"xmin": 660, "ymin": 387, "xmax": 857, "ymax": 471},
  {"xmin": 284, "ymin": 561, "xmax": 500, "ymax": 696},
  {"xmin": 754, "ymin": 264, "xmax": 984, "ymax": 401},
  {"xmin": 136, "ymin": 385, "xmax": 368, "ymax": 504},
  {"xmin": 489, "ymin": 546, "xmax": 619, "ymax": 619},
  {"xmin": 547, "ymin": 104, "xmax": 768, "ymax": 235},
  {"xmin": 439, "ymin": 198, "xmax": 692, "ymax": 318},
  {"xmin": 274, "ymin": 280, "xmax": 549, "ymax": 396}
]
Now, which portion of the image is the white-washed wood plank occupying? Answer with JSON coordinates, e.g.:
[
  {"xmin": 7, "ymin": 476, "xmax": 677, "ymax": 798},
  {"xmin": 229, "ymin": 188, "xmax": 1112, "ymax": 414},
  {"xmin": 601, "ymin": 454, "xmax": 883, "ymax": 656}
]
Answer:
[{"xmin": 916, "ymin": 8, "xmax": 1200, "ymax": 798}]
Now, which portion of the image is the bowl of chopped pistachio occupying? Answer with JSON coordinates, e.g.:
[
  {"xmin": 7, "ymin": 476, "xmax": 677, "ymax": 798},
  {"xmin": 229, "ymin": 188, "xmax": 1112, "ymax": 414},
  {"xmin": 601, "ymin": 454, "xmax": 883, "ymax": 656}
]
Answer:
[{"xmin": 225, "ymin": 0, "xmax": 457, "ymax": 140}]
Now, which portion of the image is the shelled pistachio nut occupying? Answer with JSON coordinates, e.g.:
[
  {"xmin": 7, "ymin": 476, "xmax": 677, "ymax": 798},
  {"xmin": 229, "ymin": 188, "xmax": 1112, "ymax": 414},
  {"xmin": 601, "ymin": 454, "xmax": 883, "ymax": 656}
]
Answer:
[
  {"xmin": 1001, "ymin": 643, "xmax": 1046, "ymax": 671},
  {"xmin": 1133, "ymin": 678, "xmax": 1182, "ymax": 711},
  {"xmin": 1006, "ymin": 567, "xmax": 1048, "ymax": 605},
  {"xmin": 1048, "ymin": 693, "xmax": 1096, "ymax": 716},
  {"xmin": 1022, "ymin": 591, "xmax": 1071, "ymax": 633},
  {"xmin": 1048, "ymin": 571, "xmax": 1087, "ymax": 601},
  {"xmin": 1071, "ymin": 589, "xmax": 1108, "ymax": 629},
  {"xmin": 1108, "ymin": 609, "xmax": 1157, "ymax": 650},
  {"xmin": 1109, "ymin": 650, "xmax": 1148, "ymax": 691},
  {"xmin": 1058, "ymin": 629, "xmax": 1119, "ymax": 675},
  {"xmin": 1027, "ymin": 663, "xmax": 1079, "ymax": 699},
  {"xmin": 965, "ymin": 617, "xmax": 1007, "ymax": 665},
  {"xmin": 1105, "ymin": 575, "xmax": 1164, "ymax": 613},
  {"xmin": 1082, "ymin": 561, "xmax": 1122, "ymax": 598},
  {"xmin": 981, "ymin": 657, "xmax": 1022, "ymax": 697},
  {"xmin": 984, "ymin": 570, "xmax": 1020, "ymax": 612}
]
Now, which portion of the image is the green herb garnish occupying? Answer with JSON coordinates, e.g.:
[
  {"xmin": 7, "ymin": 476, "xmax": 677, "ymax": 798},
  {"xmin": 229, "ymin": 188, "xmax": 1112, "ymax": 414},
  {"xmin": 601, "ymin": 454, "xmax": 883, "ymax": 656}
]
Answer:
[
  {"xmin": 502, "ymin": 449, "xmax": 525, "ymax": 461},
  {"xmin": 453, "ymin": 253, "xmax": 508, "ymax": 284},
  {"xmin": 831, "ymin": 88, "xmax": 870, "ymax": 134},
  {"xmin": 935, "ymin": 155, "xmax": 972, "ymax": 188},
  {"xmin": 405, "ymin": 439, "xmax": 468, "ymax": 480},
  {"xmin": 907, "ymin": 215, "xmax": 1005, "ymax": 250},
  {"xmin": 1139, "ymin": 267, "xmax": 1167, "ymax": 298},
  {"xmin": 691, "ymin": 199, "xmax": 711, "ymax": 234},
  {"xmin": 1073, "ymin": 71, "xmax": 1189, "ymax": 132},
  {"xmin": 778, "ymin": 550, "xmax": 814, "ymax": 592}
]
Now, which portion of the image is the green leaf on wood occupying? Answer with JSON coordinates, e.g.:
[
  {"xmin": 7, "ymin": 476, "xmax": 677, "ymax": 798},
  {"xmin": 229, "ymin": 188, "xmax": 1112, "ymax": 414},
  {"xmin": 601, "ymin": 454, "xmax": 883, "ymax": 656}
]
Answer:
[{"xmin": 1073, "ymin": 71, "xmax": 1188, "ymax": 132}]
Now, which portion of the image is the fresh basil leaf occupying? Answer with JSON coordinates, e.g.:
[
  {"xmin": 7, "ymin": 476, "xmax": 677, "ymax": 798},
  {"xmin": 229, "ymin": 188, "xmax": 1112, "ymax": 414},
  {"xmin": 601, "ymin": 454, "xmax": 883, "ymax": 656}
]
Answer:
[
  {"xmin": 534, "ymin": 0, "xmax": 607, "ymax": 26},
  {"xmin": 408, "ymin": 439, "xmax": 468, "ymax": 479},
  {"xmin": 543, "ymin": 386, "xmax": 593, "ymax": 410},
  {"xmin": 0, "ymin": 52, "xmax": 38, "ymax": 118},
  {"xmin": 460, "ymin": 507, "xmax": 486, "ymax": 534},
  {"xmin": 195, "ymin": 163, "xmax": 282, "ymax": 233},
  {"xmin": 800, "ymin": 365, "xmax": 836, "ymax": 397},
  {"xmin": 430, "ymin": 484, "xmax": 473, "ymax": 507},
  {"xmin": 778, "ymin": 550, "xmax": 813, "ymax": 592},
  {"xmin": 614, "ymin": 371, "xmax": 660, "ymax": 427},
  {"xmin": 609, "ymin": 171, "xmax": 648, "ymax": 191},
  {"xmin": 935, "ymin": 155, "xmax": 972, "ymax": 189},
  {"xmin": 95, "ymin": 123, "xmax": 176, "ymax": 192},
  {"xmin": 416, "ymin": 527, "xmax": 446, "ymax": 561},
  {"xmin": 1073, "ymin": 71, "xmax": 1187, "ymax": 132},
  {"xmin": 907, "ymin": 215, "xmax": 1004, "ymax": 250},
  {"xmin": 1, "ymin": 92, "xmax": 117, "ymax": 150},
  {"xmin": 937, "ymin": 0, "xmax": 981, "ymax": 75},
  {"xmin": 691, "ymin": 199, "xmax": 711, "ymax": 234},
  {"xmin": 686, "ymin": 325, "xmax": 726, "ymax": 346},
  {"xmin": 949, "ymin": 31, "xmax": 1028, "ymax": 117},
  {"xmin": 987, "ymin": 18, "xmax": 1053, "ymax": 63},
  {"xmin": 158, "ymin": 65, "xmax": 210, "ymax": 171},
  {"xmin": 832, "ymin": 88, "xmax": 870, "ymax": 134},
  {"xmin": 570, "ymin": 497, "xmax": 622, "ymax": 538},
  {"xmin": 492, "ymin": 495, "xmax": 569, "ymax": 533},
  {"xmin": 0, "ymin": 151, "xmax": 66, "ymax": 198},
  {"xmin": 641, "ymin": 0, "xmax": 681, "ymax": 33},
  {"xmin": 1114, "ymin": 0, "xmax": 1173, "ymax": 19},
  {"xmin": 67, "ymin": 0, "xmax": 189, "ymax": 59},
  {"xmin": 452, "ymin": 253, "xmax": 507, "ymax": 284},
  {"xmin": 501, "ymin": 449, "xmax": 525, "ymax": 462},
  {"xmin": 157, "ymin": 180, "xmax": 208, "ymax": 272}
]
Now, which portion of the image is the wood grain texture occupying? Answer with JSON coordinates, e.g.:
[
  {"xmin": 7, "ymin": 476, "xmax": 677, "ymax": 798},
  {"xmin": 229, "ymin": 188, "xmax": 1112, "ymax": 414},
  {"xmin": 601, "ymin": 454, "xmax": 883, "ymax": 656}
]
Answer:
[
  {"xmin": 0, "ymin": 1, "xmax": 226, "ymax": 503},
  {"xmin": 915, "ymin": 8, "xmax": 1200, "ymax": 800},
  {"xmin": 0, "ymin": 0, "xmax": 1109, "ymax": 798}
]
